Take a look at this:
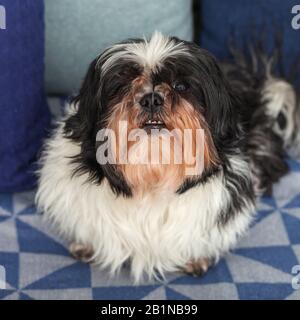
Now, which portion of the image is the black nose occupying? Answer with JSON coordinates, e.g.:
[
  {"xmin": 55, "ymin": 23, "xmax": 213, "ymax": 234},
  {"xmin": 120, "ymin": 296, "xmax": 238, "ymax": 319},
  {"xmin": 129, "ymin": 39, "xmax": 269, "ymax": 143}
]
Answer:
[{"xmin": 139, "ymin": 93, "xmax": 163, "ymax": 113}]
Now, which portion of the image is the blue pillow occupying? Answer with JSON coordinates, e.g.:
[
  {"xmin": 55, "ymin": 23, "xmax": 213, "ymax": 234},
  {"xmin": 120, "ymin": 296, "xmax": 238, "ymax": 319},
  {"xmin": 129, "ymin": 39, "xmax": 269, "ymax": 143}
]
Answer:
[
  {"xmin": 44, "ymin": 0, "xmax": 193, "ymax": 94},
  {"xmin": 199, "ymin": 0, "xmax": 300, "ymax": 86},
  {"xmin": 0, "ymin": 0, "xmax": 50, "ymax": 192}
]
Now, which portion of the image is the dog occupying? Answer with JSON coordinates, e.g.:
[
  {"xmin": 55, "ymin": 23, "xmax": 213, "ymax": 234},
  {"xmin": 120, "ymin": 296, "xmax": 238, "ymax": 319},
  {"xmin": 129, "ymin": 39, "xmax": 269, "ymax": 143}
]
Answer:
[{"xmin": 36, "ymin": 32, "xmax": 299, "ymax": 283}]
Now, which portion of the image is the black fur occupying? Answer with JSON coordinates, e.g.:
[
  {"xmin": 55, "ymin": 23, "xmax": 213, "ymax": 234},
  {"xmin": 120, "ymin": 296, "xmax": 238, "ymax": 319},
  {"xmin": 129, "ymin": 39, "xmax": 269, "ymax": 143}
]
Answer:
[
  {"xmin": 63, "ymin": 36, "xmax": 288, "ymax": 224},
  {"xmin": 222, "ymin": 48, "xmax": 289, "ymax": 196},
  {"xmin": 64, "ymin": 58, "xmax": 135, "ymax": 196}
]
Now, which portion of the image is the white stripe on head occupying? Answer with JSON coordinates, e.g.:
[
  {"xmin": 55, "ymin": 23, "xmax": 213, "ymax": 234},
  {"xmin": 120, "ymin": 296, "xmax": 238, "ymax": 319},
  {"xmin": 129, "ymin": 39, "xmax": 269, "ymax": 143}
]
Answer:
[{"xmin": 99, "ymin": 31, "xmax": 190, "ymax": 74}]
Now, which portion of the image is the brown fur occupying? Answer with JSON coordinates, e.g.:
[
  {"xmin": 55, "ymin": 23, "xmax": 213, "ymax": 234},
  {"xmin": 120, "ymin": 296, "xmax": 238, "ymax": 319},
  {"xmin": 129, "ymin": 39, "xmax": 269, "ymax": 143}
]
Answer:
[{"xmin": 104, "ymin": 76, "xmax": 219, "ymax": 196}]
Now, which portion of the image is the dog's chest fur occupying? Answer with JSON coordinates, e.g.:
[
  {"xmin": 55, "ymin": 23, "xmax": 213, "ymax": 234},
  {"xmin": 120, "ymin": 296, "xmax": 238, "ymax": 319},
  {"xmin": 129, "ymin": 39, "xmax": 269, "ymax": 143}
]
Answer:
[{"xmin": 37, "ymin": 122, "xmax": 253, "ymax": 281}]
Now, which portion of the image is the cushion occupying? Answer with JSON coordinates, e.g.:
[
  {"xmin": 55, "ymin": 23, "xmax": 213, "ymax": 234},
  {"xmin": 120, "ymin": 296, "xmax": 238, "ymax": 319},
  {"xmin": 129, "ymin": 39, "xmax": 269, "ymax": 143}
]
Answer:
[
  {"xmin": 0, "ymin": 0, "xmax": 50, "ymax": 192},
  {"xmin": 44, "ymin": 0, "xmax": 193, "ymax": 94},
  {"xmin": 199, "ymin": 0, "xmax": 300, "ymax": 86}
]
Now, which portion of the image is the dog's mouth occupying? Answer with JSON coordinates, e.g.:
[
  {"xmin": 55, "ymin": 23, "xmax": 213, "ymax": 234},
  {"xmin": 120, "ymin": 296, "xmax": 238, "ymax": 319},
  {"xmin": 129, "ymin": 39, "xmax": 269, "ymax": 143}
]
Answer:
[{"xmin": 142, "ymin": 118, "xmax": 166, "ymax": 132}]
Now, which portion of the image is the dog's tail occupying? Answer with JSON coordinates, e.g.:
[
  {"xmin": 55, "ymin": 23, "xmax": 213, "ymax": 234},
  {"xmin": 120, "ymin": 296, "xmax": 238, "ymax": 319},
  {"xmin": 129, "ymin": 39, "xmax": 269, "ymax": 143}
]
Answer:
[{"xmin": 227, "ymin": 30, "xmax": 300, "ymax": 158}]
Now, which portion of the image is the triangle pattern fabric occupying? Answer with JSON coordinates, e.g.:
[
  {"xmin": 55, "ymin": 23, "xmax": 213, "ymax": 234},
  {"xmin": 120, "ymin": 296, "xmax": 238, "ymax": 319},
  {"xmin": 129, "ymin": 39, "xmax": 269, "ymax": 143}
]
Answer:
[
  {"xmin": 256, "ymin": 199, "xmax": 275, "ymax": 211},
  {"xmin": 281, "ymin": 212, "xmax": 300, "ymax": 244},
  {"xmin": 260, "ymin": 196, "xmax": 277, "ymax": 209},
  {"xmin": 273, "ymin": 172, "xmax": 300, "ymax": 208},
  {"xmin": 283, "ymin": 194, "xmax": 300, "ymax": 209},
  {"xmin": 13, "ymin": 190, "xmax": 35, "ymax": 215},
  {"xmin": 17, "ymin": 214, "xmax": 67, "ymax": 248},
  {"xmin": 142, "ymin": 286, "xmax": 167, "ymax": 300},
  {"xmin": 16, "ymin": 219, "xmax": 68, "ymax": 256},
  {"xmin": 0, "ymin": 193, "xmax": 13, "ymax": 213},
  {"xmin": 19, "ymin": 292, "xmax": 34, "ymax": 300},
  {"xmin": 22, "ymin": 288, "xmax": 92, "ymax": 300},
  {"xmin": 1, "ymin": 281, "xmax": 15, "ymax": 291},
  {"xmin": 234, "ymin": 246, "xmax": 298, "ymax": 274},
  {"xmin": 226, "ymin": 254, "xmax": 293, "ymax": 283},
  {"xmin": 165, "ymin": 287, "xmax": 191, "ymax": 300},
  {"xmin": 282, "ymin": 207, "xmax": 300, "ymax": 219},
  {"xmin": 286, "ymin": 158, "xmax": 300, "ymax": 171},
  {"xmin": 236, "ymin": 283, "xmax": 294, "ymax": 300},
  {"xmin": 91, "ymin": 265, "xmax": 136, "ymax": 287},
  {"xmin": 1, "ymin": 156, "xmax": 300, "ymax": 299},
  {"xmin": 0, "ymin": 205, "xmax": 11, "ymax": 219},
  {"xmin": 19, "ymin": 253, "xmax": 76, "ymax": 289},
  {"xmin": 0, "ymin": 290, "xmax": 18, "ymax": 300},
  {"xmin": 292, "ymin": 244, "xmax": 300, "ymax": 263},
  {"xmin": 25, "ymin": 262, "xmax": 91, "ymax": 290},
  {"xmin": 0, "ymin": 216, "xmax": 11, "ymax": 224},
  {"xmin": 17, "ymin": 205, "xmax": 36, "ymax": 216},
  {"xmin": 285, "ymin": 289, "xmax": 300, "ymax": 300},
  {"xmin": 237, "ymin": 211, "xmax": 289, "ymax": 248},
  {"xmin": 168, "ymin": 283, "xmax": 239, "ymax": 300},
  {"xmin": 0, "ymin": 218, "xmax": 19, "ymax": 252},
  {"xmin": 0, "ymin": 252, "xmax": 19, "ymax": 289},
  {"xmin": 250, "ymin": 209, "xmax": 275, "ymax": 226}
]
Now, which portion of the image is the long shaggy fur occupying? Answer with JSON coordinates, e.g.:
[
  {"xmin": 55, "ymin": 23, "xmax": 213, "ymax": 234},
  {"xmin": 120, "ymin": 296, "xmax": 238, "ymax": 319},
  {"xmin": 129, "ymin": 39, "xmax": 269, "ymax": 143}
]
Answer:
[{"xmin": 36, "ymin": 32, "xmax": 298, "ymax": 282}]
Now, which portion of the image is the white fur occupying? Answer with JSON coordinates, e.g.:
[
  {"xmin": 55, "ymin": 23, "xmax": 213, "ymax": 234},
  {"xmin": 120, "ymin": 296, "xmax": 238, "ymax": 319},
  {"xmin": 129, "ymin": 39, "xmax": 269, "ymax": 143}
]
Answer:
[
  {"xmin": 36, "ymin": 107, "xmax": 255, "ymax": 283},
  {"xmin": 263, "ymin": 78, "xmax": 296, "ymax": 145},
  {"xmin": 262, "ymin": 78, "xmax": 300, "ymax": 158},
  {"xmin": 99, "ymin": 31, "xmax": 189, "ymax": 75}
]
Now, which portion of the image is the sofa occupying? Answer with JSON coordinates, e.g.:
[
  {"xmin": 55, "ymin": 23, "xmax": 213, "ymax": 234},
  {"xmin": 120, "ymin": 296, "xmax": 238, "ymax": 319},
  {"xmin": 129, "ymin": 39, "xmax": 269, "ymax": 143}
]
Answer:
[{"xmin": 0, "ymin": 0, "xmax": 300, "ymax": 300}]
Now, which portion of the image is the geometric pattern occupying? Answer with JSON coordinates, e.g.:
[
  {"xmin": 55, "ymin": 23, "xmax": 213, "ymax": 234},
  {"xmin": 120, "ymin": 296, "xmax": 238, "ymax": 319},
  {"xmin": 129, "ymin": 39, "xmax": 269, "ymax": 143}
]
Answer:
[{"xmin": 1, "ymin": 99, "xmax": 300, "ymax": 300}]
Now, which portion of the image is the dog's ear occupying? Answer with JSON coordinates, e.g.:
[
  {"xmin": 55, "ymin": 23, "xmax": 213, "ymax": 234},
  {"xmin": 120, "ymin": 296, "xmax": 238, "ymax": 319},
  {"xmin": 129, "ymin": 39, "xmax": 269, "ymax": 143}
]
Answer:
[
  {"xmin": 64, "ymin": 58, "xmax": 101, "ymax": 141},
  {"xmin": 200, "ymin": 52, "xmax": 240, "ymax": 144},
  {"xmin": 208, "ymin": 71, "xmax": 241, "ymax": 147},
  {"xmin": 187, "ymin": 45, "xmax": 241, "ymax": 147},
  {"xmin": 63, "ymin": 57, "xmax": 133, "ymax": 197},
  {"xmin": 62, "ymin": 58, "xmax": 105, "ymax": 186}
]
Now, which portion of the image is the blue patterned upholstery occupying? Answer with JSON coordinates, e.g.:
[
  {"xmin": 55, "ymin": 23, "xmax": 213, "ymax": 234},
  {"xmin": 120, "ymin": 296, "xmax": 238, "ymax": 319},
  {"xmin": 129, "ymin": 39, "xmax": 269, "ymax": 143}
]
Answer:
[{"xmin": 0, "ymin": 98, "xmax": 299, "ymax": 300}]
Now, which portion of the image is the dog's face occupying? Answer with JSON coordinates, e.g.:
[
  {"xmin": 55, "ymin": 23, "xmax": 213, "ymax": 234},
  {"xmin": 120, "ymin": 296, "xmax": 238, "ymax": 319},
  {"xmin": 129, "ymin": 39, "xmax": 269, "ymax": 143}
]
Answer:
[{"xmin": 65, "ymin": 32, "xmax": 239, "ymax": 196}]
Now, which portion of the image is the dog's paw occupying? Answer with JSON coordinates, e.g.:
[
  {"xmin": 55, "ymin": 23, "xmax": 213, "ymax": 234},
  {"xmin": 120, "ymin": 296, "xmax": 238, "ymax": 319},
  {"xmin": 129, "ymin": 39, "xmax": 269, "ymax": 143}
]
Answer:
[
  {"xmin": 183, "ymin": 258, "xmax": 212, "ymax": 277},
  {"xmin": 69, "ymin": 243, "xmax": 94, "ymax": 263}
]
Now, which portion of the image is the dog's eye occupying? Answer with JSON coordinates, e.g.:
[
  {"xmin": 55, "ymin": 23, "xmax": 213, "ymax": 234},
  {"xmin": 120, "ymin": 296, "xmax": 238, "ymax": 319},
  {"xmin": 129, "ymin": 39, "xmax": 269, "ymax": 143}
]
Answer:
[{"xmin": 172, "ymin": 81, "xmax": 188, "ymax": 92}]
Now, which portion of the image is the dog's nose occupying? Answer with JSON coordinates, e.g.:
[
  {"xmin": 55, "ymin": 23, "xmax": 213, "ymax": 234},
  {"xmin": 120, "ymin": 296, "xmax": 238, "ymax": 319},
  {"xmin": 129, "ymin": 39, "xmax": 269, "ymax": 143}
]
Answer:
[{"xmin": 139, "ymin": 93, "xmax": 163, "ymax": 113}]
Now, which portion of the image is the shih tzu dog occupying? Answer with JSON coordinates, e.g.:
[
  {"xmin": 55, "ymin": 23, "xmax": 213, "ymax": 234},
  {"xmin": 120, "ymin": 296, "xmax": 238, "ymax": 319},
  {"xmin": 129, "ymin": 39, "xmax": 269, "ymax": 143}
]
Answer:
[{"xmin": 36, "ymin": 32, "xmax": 299, "ymax": 282}]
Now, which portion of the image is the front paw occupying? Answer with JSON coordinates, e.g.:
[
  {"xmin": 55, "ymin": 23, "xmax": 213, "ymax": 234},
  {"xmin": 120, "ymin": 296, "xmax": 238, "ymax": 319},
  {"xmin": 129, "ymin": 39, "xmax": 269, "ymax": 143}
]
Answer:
[
  {"xmin": 183, "ymin": 258, "xmax": 212, "ymax": 277},
  {"xmin": 69, "ymin": 242, "xmax": 94, "ymax": 263}
]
